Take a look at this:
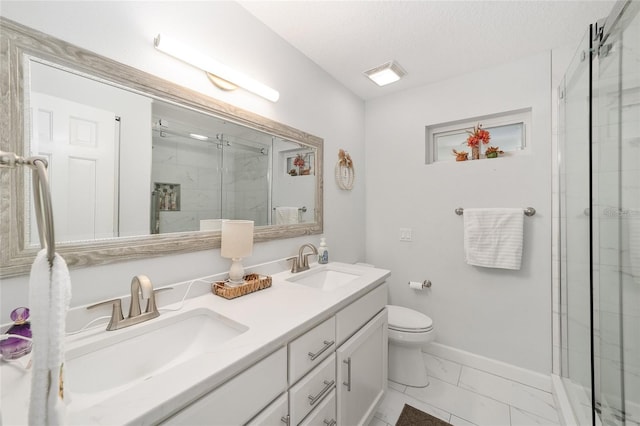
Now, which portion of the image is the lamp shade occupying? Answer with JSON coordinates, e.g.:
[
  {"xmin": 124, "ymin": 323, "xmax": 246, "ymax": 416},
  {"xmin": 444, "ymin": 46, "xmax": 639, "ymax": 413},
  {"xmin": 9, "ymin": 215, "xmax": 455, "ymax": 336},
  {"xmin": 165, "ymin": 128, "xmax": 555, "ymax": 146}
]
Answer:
[{"xmin": 221, "ymin": 220, "xmax": 254, "ymax": 259}]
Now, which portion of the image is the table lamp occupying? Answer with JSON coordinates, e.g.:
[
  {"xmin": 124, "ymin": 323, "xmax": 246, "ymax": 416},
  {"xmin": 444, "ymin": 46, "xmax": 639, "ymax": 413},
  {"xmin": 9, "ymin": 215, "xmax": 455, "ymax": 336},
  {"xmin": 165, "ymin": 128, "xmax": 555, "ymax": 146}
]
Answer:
[{"xmin": 221, "ymin": 220, "xmax": 254, "ymax": 285}]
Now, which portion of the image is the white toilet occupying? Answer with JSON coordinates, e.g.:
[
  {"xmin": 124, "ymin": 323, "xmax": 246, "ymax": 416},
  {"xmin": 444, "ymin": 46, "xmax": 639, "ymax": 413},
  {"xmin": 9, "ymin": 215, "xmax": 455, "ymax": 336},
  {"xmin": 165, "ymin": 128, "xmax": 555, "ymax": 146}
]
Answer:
[{"xmin": 386, "ymin": 304, "xmax": 435, "ymax": 388}]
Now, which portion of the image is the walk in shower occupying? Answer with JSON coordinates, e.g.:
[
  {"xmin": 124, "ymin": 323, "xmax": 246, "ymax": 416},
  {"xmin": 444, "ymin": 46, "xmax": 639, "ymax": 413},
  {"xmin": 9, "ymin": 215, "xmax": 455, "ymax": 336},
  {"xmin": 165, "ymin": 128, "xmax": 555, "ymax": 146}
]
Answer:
[{"xmin": 559, "ymin": 1, "xmax": 639, "ymax": 425}]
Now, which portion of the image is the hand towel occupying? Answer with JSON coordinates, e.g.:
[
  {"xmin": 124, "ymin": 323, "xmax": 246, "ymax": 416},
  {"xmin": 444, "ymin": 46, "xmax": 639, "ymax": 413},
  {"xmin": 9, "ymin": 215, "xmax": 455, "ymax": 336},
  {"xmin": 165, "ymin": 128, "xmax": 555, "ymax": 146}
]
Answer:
[
  {"xmin": 463, "ymin": 208, "xmax": 524, "ymax": 270},
  {"xmin": 28, "ymin": 249, "xmax": 72, "ymax": 426},
  {"xmin": 275, "ymin": 207, "xmax": 299, "ymax": 225}
]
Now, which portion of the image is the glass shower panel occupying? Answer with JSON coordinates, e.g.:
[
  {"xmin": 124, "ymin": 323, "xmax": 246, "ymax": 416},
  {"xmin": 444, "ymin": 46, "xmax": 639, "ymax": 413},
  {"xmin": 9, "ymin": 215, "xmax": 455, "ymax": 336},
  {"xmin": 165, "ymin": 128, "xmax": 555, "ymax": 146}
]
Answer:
[
  {"xmin": 220, "ymin": 135, "xmax": 270, "ymax": 226},
  {"xmin": 595, "ymin": 3, "xmax": 640, "ymax": 424},
  {"xmin": 559, "ymin": 28, "xmax": 594, "ymax": 425}
]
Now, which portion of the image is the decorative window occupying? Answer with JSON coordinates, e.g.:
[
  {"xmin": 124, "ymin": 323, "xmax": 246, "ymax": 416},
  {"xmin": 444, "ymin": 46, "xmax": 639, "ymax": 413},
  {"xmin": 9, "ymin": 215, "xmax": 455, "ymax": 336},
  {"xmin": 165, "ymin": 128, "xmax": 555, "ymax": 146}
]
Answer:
[{"xmin": 425, "ymin": 108, "xmax": 531, "ymax": 163}]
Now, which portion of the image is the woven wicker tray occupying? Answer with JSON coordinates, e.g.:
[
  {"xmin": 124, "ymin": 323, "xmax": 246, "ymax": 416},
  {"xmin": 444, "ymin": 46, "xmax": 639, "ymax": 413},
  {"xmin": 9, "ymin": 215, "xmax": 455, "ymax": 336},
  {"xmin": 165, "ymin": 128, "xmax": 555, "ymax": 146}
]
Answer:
[{"xmin": 212, "ymin": 273, "xmax": 272, "ymax": 300}]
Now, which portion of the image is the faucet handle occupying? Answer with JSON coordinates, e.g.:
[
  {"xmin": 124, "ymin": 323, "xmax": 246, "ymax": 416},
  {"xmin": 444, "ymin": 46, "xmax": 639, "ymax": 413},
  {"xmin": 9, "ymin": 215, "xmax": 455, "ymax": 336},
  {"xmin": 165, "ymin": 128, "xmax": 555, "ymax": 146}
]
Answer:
[
  {"xmin": 286, "ymin": 256, "xmax": 300, "ymax": 273},
  {"xmin": 302, "ymin": 252, "xmax": 316, "ymax": 268},
  {"xmin": 87, "ymin": 298, "xmax": 124, "ymax": 331},
  {"xmin": 145, "ymin": 287, "xmax": 172, "ymax": 315}
]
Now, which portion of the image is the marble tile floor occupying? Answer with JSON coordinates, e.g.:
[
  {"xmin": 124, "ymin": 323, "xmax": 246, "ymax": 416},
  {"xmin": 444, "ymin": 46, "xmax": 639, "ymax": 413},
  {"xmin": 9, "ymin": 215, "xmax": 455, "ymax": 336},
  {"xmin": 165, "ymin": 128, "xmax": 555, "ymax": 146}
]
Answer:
[{"xmin": 370, "ymin": 353, "xmax": 561, "ymax": 426}]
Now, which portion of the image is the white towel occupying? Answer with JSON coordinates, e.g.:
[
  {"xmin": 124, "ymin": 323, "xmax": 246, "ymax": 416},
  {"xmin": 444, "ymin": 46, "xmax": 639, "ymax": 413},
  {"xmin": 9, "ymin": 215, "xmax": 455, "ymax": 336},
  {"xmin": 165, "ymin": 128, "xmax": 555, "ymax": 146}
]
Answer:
[
  {"xmin": 275, "ymin": 207, "xmax": 299, "ymax": 225},
  {"xmin": 28, "ymin": 249, "xmax": 71, "ymax": 426},
  {"xmin": 463, "ymin": 208, "xmax": 524, "ymax": 270}
]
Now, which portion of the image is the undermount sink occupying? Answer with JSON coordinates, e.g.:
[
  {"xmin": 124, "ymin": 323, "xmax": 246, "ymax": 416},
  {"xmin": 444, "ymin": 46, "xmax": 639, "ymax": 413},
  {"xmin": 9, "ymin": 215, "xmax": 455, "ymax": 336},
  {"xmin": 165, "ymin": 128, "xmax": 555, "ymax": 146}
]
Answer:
[
  {"xmin": 285, "ymin": 265, "xmax": 362, "ymax": 291},
  {"xmin": 65, "ymin": 307, "xmax": 247, "ymax": 396}
]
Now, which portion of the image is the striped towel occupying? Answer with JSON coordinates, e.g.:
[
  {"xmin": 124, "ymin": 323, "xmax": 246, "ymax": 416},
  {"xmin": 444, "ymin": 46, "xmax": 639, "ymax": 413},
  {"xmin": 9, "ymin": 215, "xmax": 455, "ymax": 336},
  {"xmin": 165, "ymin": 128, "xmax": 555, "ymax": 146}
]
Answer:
[{"xmin": 463, "ymin": 208, "xmax": 524, "ymax": 270}]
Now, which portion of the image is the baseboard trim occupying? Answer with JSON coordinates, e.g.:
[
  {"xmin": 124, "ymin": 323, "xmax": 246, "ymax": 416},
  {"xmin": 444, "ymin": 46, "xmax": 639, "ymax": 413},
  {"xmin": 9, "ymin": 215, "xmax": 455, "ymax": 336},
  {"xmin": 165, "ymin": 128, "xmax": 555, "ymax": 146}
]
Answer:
[{"xmin": 423, "ymin": 342, "xmax": 552, "ymax": 392}]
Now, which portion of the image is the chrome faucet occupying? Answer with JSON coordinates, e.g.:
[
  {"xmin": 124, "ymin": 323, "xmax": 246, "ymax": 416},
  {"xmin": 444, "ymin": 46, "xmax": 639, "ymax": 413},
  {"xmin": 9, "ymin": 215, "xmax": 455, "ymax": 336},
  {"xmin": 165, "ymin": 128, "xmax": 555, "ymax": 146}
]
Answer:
[
  {"xmin": 88, "ymin": 275, "xmax": 167, "ymax": 331},
  {"xmin": 287, "ymin": 243, "xmax": 318, "ymax": 273}
]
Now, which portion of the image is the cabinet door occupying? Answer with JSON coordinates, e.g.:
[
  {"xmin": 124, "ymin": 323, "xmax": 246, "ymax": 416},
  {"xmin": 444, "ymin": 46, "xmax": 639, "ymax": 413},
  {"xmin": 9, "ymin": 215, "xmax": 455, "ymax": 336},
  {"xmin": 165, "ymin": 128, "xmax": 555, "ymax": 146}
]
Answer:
[
  {"xmin": 246, "ymin": 392, "xmax": 289, "ymax": 426},
  {"xmin": 336, "ymin": 309, "xmax": 387, "ymax": 426}
]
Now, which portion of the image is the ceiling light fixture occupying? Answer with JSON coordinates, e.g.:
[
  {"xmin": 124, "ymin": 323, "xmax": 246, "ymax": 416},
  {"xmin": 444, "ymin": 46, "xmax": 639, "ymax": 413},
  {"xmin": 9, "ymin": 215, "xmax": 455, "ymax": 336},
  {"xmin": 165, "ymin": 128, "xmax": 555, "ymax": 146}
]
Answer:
[
  {"xmin": 364, "ymin": 61, "xmax": 406, "ymax": 87},
  {"xmin": 189, "ymin": 133, "xmax": 209, "ymax": 141},
  {"xmin": 154, "ymin": 34, "xmax": 280, "ymax": 103}
]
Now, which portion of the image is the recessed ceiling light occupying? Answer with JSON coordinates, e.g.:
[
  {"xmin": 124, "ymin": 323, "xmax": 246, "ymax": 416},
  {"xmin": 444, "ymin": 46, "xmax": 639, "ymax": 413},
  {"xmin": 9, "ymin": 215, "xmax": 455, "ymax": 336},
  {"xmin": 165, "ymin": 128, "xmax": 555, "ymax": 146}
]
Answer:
[
  {"xmin": 189, "ymin": 133, "xmax": 209, "ymax": 141},
  {"xmin": 364, "ymin": 61, "xmax": 406, "ymax": 86}
]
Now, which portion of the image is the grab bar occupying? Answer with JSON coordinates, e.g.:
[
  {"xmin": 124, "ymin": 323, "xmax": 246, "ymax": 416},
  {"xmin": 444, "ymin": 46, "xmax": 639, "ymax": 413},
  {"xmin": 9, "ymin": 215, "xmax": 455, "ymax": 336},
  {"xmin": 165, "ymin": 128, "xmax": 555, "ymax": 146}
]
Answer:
[{"xmin": 1, "ymin": 151, "xmax": 55, "ymax": 266}]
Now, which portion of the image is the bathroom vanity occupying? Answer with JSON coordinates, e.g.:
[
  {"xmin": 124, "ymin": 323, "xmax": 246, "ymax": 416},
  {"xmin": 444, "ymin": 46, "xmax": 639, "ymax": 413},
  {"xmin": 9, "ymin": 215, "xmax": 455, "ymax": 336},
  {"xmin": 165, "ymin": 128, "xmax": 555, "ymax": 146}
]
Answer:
[{"xmin": 0, "ymin": 262, "xmax": 389, "ymax": 425}]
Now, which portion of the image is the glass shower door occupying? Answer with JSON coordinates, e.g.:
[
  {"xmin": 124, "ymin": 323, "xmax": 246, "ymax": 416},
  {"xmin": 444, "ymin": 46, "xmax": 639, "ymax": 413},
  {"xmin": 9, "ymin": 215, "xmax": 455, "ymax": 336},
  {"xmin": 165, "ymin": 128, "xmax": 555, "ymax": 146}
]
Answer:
[
  {"xmin": 594, "ymin": 2, "xmax": 640, "ymax": 424},
  {"xmin": 559, "ymin": 27, "xmax": 595, "ymax": 426}
]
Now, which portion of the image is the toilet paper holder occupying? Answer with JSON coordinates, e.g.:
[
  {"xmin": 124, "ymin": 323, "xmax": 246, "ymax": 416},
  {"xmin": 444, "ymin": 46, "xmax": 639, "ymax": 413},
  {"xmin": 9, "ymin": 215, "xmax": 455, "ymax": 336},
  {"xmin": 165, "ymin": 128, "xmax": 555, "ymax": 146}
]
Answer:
[{"xmin": 408, "ymin": 280, "xmax": 432, "ymax": 289}]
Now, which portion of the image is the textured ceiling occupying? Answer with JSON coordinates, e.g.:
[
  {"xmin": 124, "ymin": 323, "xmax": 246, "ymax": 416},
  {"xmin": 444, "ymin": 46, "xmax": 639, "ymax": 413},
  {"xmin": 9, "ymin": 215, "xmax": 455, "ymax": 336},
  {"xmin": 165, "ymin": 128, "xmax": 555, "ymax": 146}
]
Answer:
[{"xmin": 239, "ymin": 0, "xmax": 617, "ymax": 100}]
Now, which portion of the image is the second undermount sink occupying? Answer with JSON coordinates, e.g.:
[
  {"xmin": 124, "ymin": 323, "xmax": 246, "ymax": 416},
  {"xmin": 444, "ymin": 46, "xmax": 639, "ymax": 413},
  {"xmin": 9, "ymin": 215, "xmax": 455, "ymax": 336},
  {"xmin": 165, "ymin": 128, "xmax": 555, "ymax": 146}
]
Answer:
[
  {"xmin": 285, "ymin": 264, "xmax": 362, "ymax": 291},
  {"xmin": 65, "ymin": 307, "xmax": 247, "ymax": 397}
]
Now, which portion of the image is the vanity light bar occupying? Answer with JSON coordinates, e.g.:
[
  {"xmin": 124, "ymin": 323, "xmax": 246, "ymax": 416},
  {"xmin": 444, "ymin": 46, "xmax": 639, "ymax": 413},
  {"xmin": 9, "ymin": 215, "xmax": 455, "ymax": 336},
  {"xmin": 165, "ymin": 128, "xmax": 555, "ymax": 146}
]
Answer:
[{"xmin": 154, "ymin": 33, "xmax": 280, "ymax": 103}]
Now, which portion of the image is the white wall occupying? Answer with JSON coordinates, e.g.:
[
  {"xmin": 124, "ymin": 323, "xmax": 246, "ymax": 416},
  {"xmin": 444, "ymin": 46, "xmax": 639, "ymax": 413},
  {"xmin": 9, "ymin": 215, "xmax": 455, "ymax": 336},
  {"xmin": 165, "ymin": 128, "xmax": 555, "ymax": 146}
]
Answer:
[
  {"xmin": 364, "ymin": 52, "xmax": 553, "ymax": 373},
  {"xmin": 0, "ymin": 2, "xmax": 366, "ymax": 310}
]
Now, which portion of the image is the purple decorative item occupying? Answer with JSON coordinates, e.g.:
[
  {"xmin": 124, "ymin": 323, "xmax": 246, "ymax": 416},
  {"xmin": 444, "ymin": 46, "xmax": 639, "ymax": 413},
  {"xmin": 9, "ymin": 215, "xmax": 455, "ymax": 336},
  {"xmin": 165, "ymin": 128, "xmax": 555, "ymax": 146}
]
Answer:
[{"xmin": 0, "ymin": 307, "xmax": 33, "ymax": 360}]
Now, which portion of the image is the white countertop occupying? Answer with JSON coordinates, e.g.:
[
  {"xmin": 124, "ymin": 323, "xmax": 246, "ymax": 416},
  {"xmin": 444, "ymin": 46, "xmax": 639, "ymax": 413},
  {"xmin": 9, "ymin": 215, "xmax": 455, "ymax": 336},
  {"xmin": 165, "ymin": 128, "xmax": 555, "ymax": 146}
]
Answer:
[{"xmin": 0, "ymin": 261, "xmax": 390, "ymax": 425}]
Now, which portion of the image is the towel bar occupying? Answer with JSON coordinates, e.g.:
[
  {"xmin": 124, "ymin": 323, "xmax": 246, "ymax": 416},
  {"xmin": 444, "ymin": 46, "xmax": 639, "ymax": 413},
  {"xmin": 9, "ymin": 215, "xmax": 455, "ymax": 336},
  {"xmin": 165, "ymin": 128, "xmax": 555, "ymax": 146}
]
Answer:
[
  {"xmin": 273, "ymin": 206, "xmax": 307, "ymax": 213},
  {"xmin": 1, "ymin": 151, "xmax": 55, "ymax": 266},
  {"xmin": 455, "ymin": 207, "xmax": 536, "ymax": 217}
]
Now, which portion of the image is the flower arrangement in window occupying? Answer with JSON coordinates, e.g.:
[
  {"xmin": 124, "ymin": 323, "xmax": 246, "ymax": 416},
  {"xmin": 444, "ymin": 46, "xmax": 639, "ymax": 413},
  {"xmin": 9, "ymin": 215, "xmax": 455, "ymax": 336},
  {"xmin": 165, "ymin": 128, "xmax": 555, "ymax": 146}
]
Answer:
[
  {"xmin": 290, "ymin": 153, "xmax": 311, "ymax": 176},
  {"xmin": 466, "ymin": 123, "xmax": 491, "ymax": 147},
  {"xmin": 451, "ymin": 149, "xmax": 469, "ymax": 161},
  {"xmin": 485, "ymin": 146, "xmax": 504, "ymax": 158},
  {"xmin": 466, "ymin": 123, "xmax": 490, "ymax": 160},
  {"xmin": 293, "ymin": 154, "xmax": 305, "ymax": 169}
]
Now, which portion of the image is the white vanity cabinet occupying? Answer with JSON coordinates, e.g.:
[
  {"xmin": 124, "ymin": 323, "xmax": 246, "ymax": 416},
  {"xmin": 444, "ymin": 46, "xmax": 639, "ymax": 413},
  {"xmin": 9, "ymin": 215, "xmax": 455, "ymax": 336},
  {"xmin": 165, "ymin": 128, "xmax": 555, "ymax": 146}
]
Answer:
[
  {"xmin": 246, "ymin": 393, "xmax": 289, "ymax": 426},
  {"xmin": 299, "ymin": 388, "xmax": 337, "ymax": 426},
  {"xmin": 289, "ymin": 353, "xmax": 336, "ymax": 425},
  {"xmin": 336, "ymin": 309, "xmax": 387, "ymax": 426},
  {"xmin": 161, "ymin": 347, "xmax": 287, "ymax": 425},
  {"xmin": 165, "ymin": 281, "xmax": 387, "ymax": 426}
]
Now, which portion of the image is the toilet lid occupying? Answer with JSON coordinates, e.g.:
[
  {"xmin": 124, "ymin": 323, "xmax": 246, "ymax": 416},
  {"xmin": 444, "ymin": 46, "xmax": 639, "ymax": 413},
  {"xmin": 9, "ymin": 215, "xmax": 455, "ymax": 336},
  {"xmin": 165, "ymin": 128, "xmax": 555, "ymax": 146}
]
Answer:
[{"xmin": 387, "ymin": 305, "xmax": 433, "ymax": 332}]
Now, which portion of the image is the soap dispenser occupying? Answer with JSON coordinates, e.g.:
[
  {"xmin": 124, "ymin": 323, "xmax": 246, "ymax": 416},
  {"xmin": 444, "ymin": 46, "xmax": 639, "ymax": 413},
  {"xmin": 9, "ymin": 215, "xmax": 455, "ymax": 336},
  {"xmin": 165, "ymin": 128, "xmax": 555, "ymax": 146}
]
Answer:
[
  {"xmin": 318, "ymin": 238, "xmax": 329, "ymax": 264},
  {"xmin": 0, "ymin": 307, "xmax": 32, "ymax": 360}
]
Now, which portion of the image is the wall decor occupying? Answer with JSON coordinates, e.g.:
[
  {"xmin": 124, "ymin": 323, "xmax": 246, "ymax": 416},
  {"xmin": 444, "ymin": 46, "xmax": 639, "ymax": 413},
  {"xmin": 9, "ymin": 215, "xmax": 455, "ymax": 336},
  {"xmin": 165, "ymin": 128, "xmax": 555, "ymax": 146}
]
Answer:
[{"xmin": 335, "ymin": 149, "xmax": 354, "ymax": 190}]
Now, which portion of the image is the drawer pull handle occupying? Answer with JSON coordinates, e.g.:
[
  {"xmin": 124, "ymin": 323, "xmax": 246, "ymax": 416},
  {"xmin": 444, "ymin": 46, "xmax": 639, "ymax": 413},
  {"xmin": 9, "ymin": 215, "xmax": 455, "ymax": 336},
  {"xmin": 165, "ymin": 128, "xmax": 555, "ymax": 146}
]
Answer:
[
  {"xmin": 280, "ymin": 415, "xmax": 290, "ymax": 425},
  {"xmin": 323, "ymin": 420, "xmax": 337, "ymax": 426},
  {"xmin": 308, "ymin": 340, "xmax": 334, "ymax": 361},
  {"xmin": 308, "ymin": 379, "xmax": 335, "ymax": 406},
  {"xmin": 343, "ymin": 358, "xmax": 352, "ymax": 392}
]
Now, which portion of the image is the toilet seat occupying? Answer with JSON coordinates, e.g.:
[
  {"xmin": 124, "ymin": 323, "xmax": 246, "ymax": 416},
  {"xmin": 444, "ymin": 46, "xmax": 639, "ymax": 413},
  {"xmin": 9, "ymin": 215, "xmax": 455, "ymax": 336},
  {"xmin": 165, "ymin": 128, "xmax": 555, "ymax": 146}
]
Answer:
[{"xmin": 387, "ymin": 305, "xmax": 433, "ymax": 333}]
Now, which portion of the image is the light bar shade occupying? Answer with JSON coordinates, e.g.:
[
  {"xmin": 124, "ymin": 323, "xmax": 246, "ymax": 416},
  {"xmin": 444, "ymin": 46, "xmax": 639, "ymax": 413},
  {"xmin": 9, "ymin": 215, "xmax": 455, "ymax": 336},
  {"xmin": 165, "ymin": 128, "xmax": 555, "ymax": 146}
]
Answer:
[
  {"xmin": 364, "ymin": 61, "xmax": 406, "ymax": 87},
  {"xmin": 154, "ymin": 34, "xmax": 280, "ymax": 102}
]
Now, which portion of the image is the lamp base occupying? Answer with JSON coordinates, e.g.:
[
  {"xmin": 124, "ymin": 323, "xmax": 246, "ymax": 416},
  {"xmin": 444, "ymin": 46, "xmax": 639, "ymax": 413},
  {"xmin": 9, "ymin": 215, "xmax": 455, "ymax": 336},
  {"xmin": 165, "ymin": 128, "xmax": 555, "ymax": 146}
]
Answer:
[{"xmin": 227, "ymin": 258, "xmax": 245, "ymax": 286}]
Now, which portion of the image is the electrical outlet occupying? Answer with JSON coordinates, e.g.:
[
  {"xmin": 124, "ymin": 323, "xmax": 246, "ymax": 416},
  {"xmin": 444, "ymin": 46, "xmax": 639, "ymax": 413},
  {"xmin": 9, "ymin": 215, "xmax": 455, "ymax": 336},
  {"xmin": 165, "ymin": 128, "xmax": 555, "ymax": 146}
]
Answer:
[{"xmin": 399, "ymin": 227, "xmax": 412, "ymax": 242}]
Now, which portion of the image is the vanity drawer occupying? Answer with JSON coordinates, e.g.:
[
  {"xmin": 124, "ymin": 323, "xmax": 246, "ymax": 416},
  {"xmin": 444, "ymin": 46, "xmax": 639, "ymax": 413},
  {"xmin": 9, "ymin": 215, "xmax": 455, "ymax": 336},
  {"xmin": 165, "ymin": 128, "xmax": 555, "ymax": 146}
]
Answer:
[
  {"xmin": 161, "ymin": 347, "xmax": 286, "ymax": 425},
  {"xmin": 299, "ymin": 388, "xmax": 336, "ymax": 426},
  {"xmin": 289, "ymin": 316, "xmax": 336, "ymax": 384},
  {"xmin": 335, "ymin": 282, "xmax": 387, "ymax": 346},
  {"xmin": 289, "ymin": 353, "xmax": 336, "ymax": 425}
]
